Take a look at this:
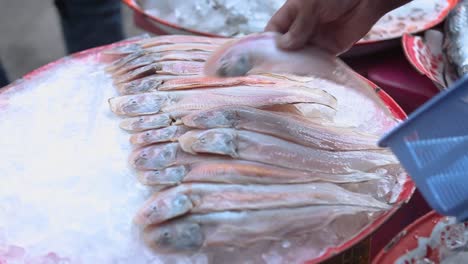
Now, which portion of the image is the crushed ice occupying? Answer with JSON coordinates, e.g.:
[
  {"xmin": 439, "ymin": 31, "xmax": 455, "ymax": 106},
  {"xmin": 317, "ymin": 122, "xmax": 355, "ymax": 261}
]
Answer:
[{"xmin": 139, "ymin": 0, "xmax": 447, "ymax": 40}]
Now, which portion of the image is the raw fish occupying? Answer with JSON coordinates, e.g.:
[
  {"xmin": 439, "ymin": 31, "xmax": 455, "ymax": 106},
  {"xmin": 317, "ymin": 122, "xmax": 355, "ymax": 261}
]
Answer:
[
  {"xmin": 116, "ymin": 75, "xmax": 192, "ymax": 95},
  {"xmin": 130, "ymin": 125, "xmax": 191, "ymax": 146},
  {"xmin": 134, "ymin": 182, "xmax": 389, "ymax": 226},
  {"xmin": 129, "ymin": 142, "xmax": 227, "ymax": 170},
  {"xmin": 143, "ymin": 205, "xmax": 380, "ymax": 253},
  {"xmin": 109, "ymin": 86, "xmax": 336, "ymax": 116},
  {"xmin": 115, "ymin": 61, "xmax": 203, "ymax": 83},
  {"xmin": 137, "ymin": 160, "xmax": 383, "ymax": 186},
  {"xmin": 204, "ymin": 32, "xmax": 393, "ymax": 116},
  {"xmin": 182, "ymin": 106, "xmax": 380, "ymax": 151},
  {"xmin": 178, "ymin": 128, "xmax": 397, "ymax": 174},
  {"xmin": 146, "ymin": 43, "xmax": 220, "ymax": 54},
  {"xmin": 157, "ymin": 75, "xmax": 276, "ymax": 91},
  {"xmin": 444, "ymin": 0, "xmax": 468, "ymax": 79},
  {"xmin": 119, "ymin": 111, "xmax": 190, "ymax": 132}
]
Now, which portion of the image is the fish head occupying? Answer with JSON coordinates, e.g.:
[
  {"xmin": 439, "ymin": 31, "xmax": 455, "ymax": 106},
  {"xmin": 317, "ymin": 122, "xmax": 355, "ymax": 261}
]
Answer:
[
  {"xmin": 129, "ymin": 143, "xmax": 178, "ymax": 170},
  {"xmin": 180, "ymin": 129, "xmax": 238, "ymax": 157},
  {"xmin": 108, "ymin": 94, "xmax": 163, "ymax": 116},
  {"xmin": 143, "ymin": 221, "xmax": 204, "ymax": 253},
  {"xmin": 120, "ymin": 114, "xmax": 171, "ymax": 132},
  {"xmin": 182, "ymin": 108, "xmax": 236, "ymax": 128},
  {"xmin": 118, "ymin": 78, "xmax": 163, "ymax": 95},
  {"xmin": 137, "ymin": 166, "xmax": 188, "ymax": 186},
  {"xmin": 130, "ymin": 126, "xmax": 179, "ymax": 146},
  {"xmin": 204, "ymin": 40, "xmax": 254, "ymax": 77},
  {"xmin": 135, "ymin": 191, "xmax": 194, "ymax": 227}
]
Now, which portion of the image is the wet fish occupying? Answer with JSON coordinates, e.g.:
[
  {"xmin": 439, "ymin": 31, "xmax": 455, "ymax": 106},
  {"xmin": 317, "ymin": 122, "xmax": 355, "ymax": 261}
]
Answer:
[
  {"xmin": 108, "ymin": 86, "xmax": 336, "ymax": 117},
  {"xmin": 112, "ymin": 54, "xmax": 161, "ymax": 76},
  {"xmin": 157, "ymin": 75, "xmax": 276, "ymax": 91},
  {"xmin": 129, "ymin": 142, "xmax": 227, "ymax": 170},
  {"xmin": 119, "ymin": 111, "xmax": 190, "ymax": 132},
  {"xmin": 114, "ymin": 61, "xmax": 203, "ymax": 83},
  {"xmin": 106, "ymin": 50, "xmax": 148, "ymax": 72},
  {"xmin": 444, "ymin": 0, "xmax": 468, "ymax": 80},
  {"xmin": 115, "ymin": 75, "xmax": 192, "ymax": 95},
  {"xmin": 134, "ymin": 182, "xmax": 389, "ymax": 226},
  {"xmin": 137, "ymin": 160, "xmax": 383, "ymax": 186},
  {"xmin": 182, "ymin": 106, "xmax": 380, "ymax": 151},
  {"xmin": 130, "ymin": 125, "xmax": 191, "ymax": 146},
  {"xmin": 204, "ymin": 32, "xmax": 393, "ymax": 116},
  {"xmin": 139, "ymin": 35, "xmax": 228, "ymax": 48},
  {"xmin": 108, "ymin": 51, "xmax": 209, "ymax": 75},
  {"xmin": 102, "ymin": 43, "xmax": 143, "ymax": 58},
  {"xmin": 146, "ymin": 43, "xmax": 220, "ymax": 54},
  {"xmin": 143, "ymin": 205, "xmax": 380, "ymax": 253},
  {"xmin": 178, "ymin": 128, "xmax": 397, "ymax": 174}
]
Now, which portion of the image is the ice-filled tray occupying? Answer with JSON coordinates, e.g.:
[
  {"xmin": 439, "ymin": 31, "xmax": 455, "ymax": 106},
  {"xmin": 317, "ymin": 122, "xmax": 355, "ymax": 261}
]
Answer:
[
  {"xmin": 0, "ymin": 36, "xmax": 414, "ymax": 264},
  {"xmin": 123, "ymin": 0, "xmax": 456, "ymax": 46}
]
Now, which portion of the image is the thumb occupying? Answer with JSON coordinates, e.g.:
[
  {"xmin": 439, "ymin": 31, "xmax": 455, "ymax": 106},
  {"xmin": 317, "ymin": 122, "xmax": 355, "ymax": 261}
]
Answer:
[{"xmin": 277, "ymin": 9, "xmax": 317, "ymax": 50}]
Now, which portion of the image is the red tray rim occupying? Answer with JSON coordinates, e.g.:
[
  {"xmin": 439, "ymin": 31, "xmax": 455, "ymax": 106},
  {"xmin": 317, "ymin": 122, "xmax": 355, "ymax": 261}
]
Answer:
[{"xmin": 372, "ymin": 210, "xmax": 444, "ymax": 264}]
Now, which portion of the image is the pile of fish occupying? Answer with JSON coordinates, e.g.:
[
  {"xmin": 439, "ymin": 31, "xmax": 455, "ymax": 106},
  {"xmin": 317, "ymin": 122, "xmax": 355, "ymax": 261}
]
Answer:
[
  {"xmin": 443, "ymin": 0, "xmax": 468, "ymax": 84},
  {"xmin": 103, "ymin": 32, "xmax": 403, "ymax": 260}
]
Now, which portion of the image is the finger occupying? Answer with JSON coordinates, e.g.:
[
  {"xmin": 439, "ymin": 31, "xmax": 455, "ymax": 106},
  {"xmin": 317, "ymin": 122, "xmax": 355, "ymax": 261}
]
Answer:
[
  {"xmin": 265, "ymin": 1, "xmax": 296, "ymax": 33},
  {"xmin": 277, "ymin": 7, "xmax": 318, "ymax": 50}
]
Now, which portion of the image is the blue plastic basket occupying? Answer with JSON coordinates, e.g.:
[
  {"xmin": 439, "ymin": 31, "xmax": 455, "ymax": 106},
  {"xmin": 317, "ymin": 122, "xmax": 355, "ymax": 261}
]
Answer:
[{"xmin": 379, "ymin": 76, "xmax": 468, "ymax": 221}]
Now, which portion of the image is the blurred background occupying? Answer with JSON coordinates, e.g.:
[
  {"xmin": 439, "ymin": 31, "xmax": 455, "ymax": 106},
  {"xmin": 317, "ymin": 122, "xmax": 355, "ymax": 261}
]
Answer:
[{"xmin": 0, "ymin": 1, "xmax": 144, "ymax": 81}]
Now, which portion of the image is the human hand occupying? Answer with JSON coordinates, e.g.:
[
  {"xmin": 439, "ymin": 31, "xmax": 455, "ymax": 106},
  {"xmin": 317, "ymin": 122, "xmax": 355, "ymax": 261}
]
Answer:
[{"xmin": 265, "ymin": 0, "xmax": 411, "ymax": 55}]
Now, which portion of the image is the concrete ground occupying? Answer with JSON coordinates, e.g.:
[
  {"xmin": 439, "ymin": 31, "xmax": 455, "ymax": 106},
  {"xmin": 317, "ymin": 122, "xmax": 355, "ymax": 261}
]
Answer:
[{"xmin": 0, "ymin": 0, "xmax": 145, "ymax": 81}]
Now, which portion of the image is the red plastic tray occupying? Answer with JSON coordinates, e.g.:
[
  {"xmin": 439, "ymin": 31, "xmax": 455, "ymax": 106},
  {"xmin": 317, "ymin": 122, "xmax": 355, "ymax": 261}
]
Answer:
[
  {"xmin": 372, "ymin": 210, "xmax": 467, "ymax": 264},
  {"xmin": 0, "ymin": 38, "xmax": 414, "ymax": 264}
]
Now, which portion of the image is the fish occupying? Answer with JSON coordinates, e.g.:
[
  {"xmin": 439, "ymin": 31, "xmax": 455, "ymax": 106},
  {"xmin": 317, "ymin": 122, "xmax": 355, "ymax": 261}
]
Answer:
[
  {"xmin": 129, "ymin": 142, "xmax": 228, "ymax": 170},
  {"xmin": 114, "ymin": 63, "xmax": 163, "ymax": 84},
  {"xmin": 107, "ymin": 50, "xmax": 210, "ymax": 74},
  {"xmin": 106, "ymin": 50, "xmax": 148, "ymax": 73},
  {"xmin": 139, "ymin": 35, "xmax": 228, "ymax": 49},
  {"xmin": 178, "ymin": 128, "xmax": 397, "ymax": 174},
  {"xmin": 108, "ymin": 85, "xmax": 336, "ymax": 117},
  {"xmin": 154, "ymin": 61, "xmax": 205, "ymax": 75},
  {"xmin": 146, "ymin": 43, "xmax": 220, "ymax": 54},
  {"xmin": 102, "ymin": 43, "xmax": 143, "ymax": 59},
  {"xmin": 204, "ymin": 32, "xmax": 339, "ymax": 78},
  {"xmin": 444, "ymin": 0, "xmax": 468, "ymax": 80},
  {"xmin": 112, "ymin": 54, "xmax": 161, "ymax": 76},
  {"xmin": 119, "ymin": 111, "xmax": 191, "ymax": 132},
  {"xmin": 130, "ymin": 125, "xmax": 191, "ymax": 146},
  {"xmin": 142, "ymin": 205, "xmax": 380, "ymax": 253},
  {"xmin": 339, "ymin": 164, "xmax": 404, "ymax": 202},
  {"xmin": 181, "ymin": 106, "xmax": 380, "ymax": 151},
  {"xmin": 115, "ymin": 75, "xmax": 193, "ymax": 95},
  {"xmin": 134, "ymin": 182, "xmax": 390, "ymax": 227},
  {"xmin": 204, "ymin": 32, "xmax": 394, "ymax": 117},
  {"xmin": 136, "ymin": 159, "xmax": 383, "ymax": 186},
  {"xmin": 114, "ymin": 61, "xmax": 203, "ymax": 83},
  {"xmin": 157, "ymin": 75, "xmax": 276, "ymax": 91}
]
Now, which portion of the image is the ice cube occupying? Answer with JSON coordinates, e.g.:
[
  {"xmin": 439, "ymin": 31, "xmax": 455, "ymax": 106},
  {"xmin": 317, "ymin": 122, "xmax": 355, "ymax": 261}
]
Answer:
[{"xmin": 443, "ymin": 223, "xmax": 467, "ymax": 250}]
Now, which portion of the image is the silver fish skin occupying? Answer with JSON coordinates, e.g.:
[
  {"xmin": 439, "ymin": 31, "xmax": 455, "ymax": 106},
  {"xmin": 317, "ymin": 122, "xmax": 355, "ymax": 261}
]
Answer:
[{"xmin": 444, "ymin": 0, "xmax": 468, "ymax": 80}]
